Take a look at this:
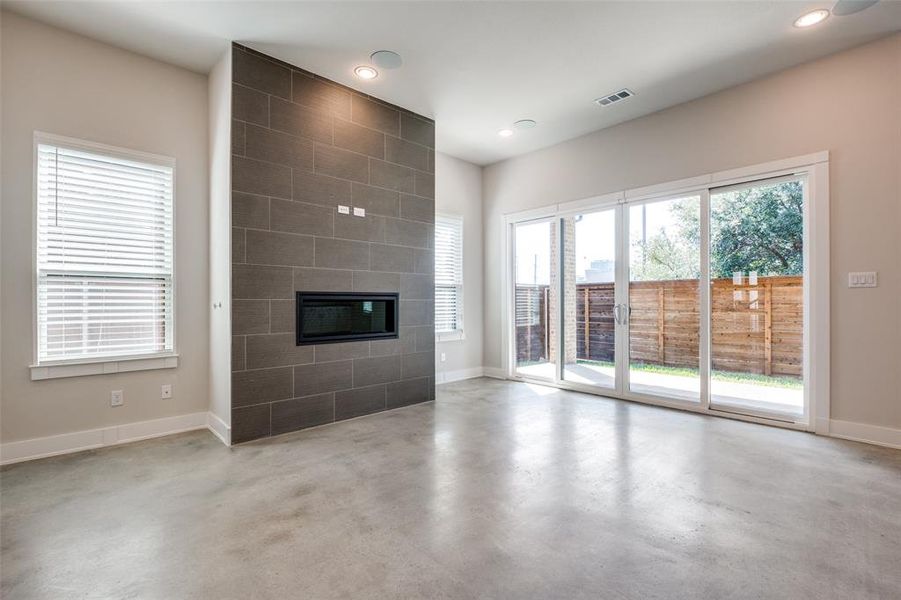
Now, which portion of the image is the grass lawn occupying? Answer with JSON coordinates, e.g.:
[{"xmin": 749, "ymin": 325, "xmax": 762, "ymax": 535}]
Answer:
[{"xmin": 577, "ymin": 359, "xmax": 802, "ymax": 389}]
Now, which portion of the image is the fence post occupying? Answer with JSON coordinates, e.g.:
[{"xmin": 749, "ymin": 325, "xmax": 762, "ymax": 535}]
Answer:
[
  {"xmin": 584, "ymin": 287, "xmax": 590, "ymax": 359},
  {"xmin": 764, "ymin": 280, "xmax": 773, "ymax": 376},
  {"xmin": 543, "ymin": 286, "xmax": 549, "ymax": 360},
  {"xmin": 657, "ymin": 287, "xmax": 665, "ymax": 363},
  {"xmin": 524, "ymin": 288, "xmax": 529, "ymax": 363}
]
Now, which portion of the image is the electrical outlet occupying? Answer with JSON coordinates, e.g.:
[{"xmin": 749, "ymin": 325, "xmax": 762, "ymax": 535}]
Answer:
[
  {"xmin": 110, "ymin": 390, "xmax": 124, "ymax": 407},
  {"xmin": 440, "ymin": 353, "xmax": 446, "ymax": 362},
  {"xmin": 848, "ymin": 271, "xmax": 877, "ymax": 288},
  {"xmin": 337, "ymin": 205, "xmax": 350, "ymax": 215},
  {"xmin": 161, "ymin": 384, "xmax": 173, "ymax": 399},
  {"xmin": 353, "ymin": 206, "xmax": 365, "ymax": 217}
]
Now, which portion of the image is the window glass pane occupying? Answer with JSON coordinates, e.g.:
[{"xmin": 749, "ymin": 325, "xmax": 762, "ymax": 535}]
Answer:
[
  {"xmin": 36, "ymin": 141, "xmax": 174, "ymax": 362},
  {"xmin": 514, "ymin": 220, "xmax": 557, "ymax": 380},
  {"xmin": 710, "ymin": 178, "xmax": 804, "ymax": 417},
  {"xmin": 628, "ymin": 196, "xmax": 701, "ymax": 401},
  {"xmin": 562, "ymin": 209, "xmax": 617, "ymax": 389},
  {"xmin": 435, "ymin": 215, "xmax": 463, "ymax": 333}
]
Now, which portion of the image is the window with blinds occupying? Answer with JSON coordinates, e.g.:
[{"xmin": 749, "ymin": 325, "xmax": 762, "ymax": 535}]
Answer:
[
  {"xmin": 35, "ymin": 137, "xmax": 175, "ymax": 364},
  {"xmin": 434, "ymin": 215, "xmax": 463, "ymax": 335}
]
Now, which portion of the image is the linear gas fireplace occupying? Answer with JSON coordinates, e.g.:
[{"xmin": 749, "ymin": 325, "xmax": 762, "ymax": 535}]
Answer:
[{"xmin": 296, "ymin": 292, "xmax": 399, "ymax": 345}]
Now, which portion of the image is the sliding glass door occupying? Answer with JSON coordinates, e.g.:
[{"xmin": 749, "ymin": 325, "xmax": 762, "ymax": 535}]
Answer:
[
  {"xmin": 513, "ymin": 220, "xmax": 557, "ymax": 380},
  {"xmin": 561, "ymin": 208, "xmax": 619, "ymax": 390},
  {"xmin": 626, "ymin": 196, "xmax": 702, "ymax": 401},
  {"xmin": 708, "ymin": 177, "xmax": 805, "ymax": 419},
  {"xmin": 508, "ymin": 171, "xmax": 811, "ymax": 427}
]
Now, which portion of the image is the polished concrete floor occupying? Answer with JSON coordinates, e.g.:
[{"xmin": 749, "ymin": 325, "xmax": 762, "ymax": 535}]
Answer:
[{"xmin": 2, "ymin": 378, "xmax": 900, "ymax": 599}]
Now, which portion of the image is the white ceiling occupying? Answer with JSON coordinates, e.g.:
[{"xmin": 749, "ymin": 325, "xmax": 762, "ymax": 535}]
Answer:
[{"xmin": 5, "ymin": 1, "xmax": 900, "ymax": 165}]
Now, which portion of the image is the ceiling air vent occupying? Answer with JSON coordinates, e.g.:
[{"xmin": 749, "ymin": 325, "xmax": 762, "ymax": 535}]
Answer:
[{"xmin": 594, "ymin": 89, "xmax": 634, "ymax": 107}]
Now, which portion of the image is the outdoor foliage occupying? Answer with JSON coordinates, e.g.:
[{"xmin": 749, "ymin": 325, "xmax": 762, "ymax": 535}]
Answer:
[
  {"xmin": 710, "ymin": 180, "xmax": 803, "ymax": 277},
  {"xmin": 630, "ymin": 181, "xmax": 803, "ymax": 280},
  {"xmin": 630, "ymin": 197, "xmax": 700, "ymax": 281}
]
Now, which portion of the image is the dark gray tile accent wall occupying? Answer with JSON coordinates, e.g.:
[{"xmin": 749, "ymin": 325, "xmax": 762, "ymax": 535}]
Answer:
[{"xmin": 230, "ymin": 44, "xmax": 435, "ymax": 444}]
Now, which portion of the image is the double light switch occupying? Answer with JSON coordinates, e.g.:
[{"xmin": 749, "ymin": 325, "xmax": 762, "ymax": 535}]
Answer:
[
  {"xmin": 848, "ymin": 272, "xmax": 877, "ymax": 288},
  {"xmin": 337, "ymin": 205, "xmax": 366, "ymax": 217}
]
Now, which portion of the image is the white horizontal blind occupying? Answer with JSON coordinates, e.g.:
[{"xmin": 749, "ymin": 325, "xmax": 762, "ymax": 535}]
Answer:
[
  {"xmin": 36, "ymin": 141, "xmax": 174, "ymax": 363},
  {"xmin": 435, "ymin": 215, "xmax": 463, "ymax": 333},
  {"xmin": 514, "ymin": 285, "xmax": 544, "ymax": 327}
]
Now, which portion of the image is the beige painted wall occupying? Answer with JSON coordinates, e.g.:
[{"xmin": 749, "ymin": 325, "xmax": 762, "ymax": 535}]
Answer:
[
  {"xmin": 436, "ymin": 152, "xmax": 484, "ymax": 379},
  {"xmin": 482, "ymin": 33, "xmax": 901, "ymax": 430},
  {"xmin": 0, "ymin": 12, "xmax": 210, "ymax": 442}
]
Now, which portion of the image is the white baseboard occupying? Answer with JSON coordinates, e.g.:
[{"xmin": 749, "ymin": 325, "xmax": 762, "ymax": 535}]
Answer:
[
  {"xmin": 1, "ymin": 411, "xmax": 210, "ymax": 465},
  {"xmin": 207, "ymin": 411, "xmax": 231, "ymax": 446},
  {"xmin": 436, "ymin": 367, "xmax": 484, "ymax": 384},
  {"xmin": 815, "ymin": 417, "xmax": 830, "ymax": 436},
  {"xmin": 482, "ymin": 367, "xmax": 507, "ymax": 380},
  {"xmin": 827, "ymin": 419, "xmax": 901, "ymax": 450},
  {"xmin": 4, "ymin": 402, "xmax": 895, "ymax": 466}
]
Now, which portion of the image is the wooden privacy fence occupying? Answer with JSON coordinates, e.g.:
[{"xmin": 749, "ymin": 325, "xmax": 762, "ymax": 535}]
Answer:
[{"xmin": 516, "ymin": 276, "xmax": 802, "ymax": 377}]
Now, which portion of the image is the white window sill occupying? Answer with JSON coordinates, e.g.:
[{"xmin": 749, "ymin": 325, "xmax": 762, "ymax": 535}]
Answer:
[
  {"xmin": 30, "ymin": 354, "xmax": 179, "ymax": 381},
  {"xmin": 437, "ymin": 330, "xmax": 465, "ymax": 343}
]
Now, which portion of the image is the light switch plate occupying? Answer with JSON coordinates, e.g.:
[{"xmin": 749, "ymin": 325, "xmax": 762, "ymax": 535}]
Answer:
[
  {"xmin": 353, "ymin": 207, "xmax": 365, "ymax": 217},
  {"xmin": 848, "ymin": 271, "xmax": 877, "ymax": 288},
  {"xmin": 161, "ymin": 384, "xmax": 173, "ymax": 399},
  {"xmin": 111, "ymin": 390, "xmax": 124, "ymax": 407},
  {"xmin": 337, "ymin": 205, "xmax": 350, "ymax": 215}
]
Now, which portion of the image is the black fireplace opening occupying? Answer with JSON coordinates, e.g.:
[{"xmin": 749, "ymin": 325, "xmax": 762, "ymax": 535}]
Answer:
[{"xmin": 296, "ymin": 292, "xmax": 399, "ymax": 345}]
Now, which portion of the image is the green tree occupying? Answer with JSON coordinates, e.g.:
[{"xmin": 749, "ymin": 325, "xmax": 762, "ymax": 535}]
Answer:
[
  {"xmin": 630, "ymin": 197, "xmax": 700, "ymax": 281},
  {"xmin": 710, "ymin": 181, "xmax": 803, "ymax": 277},
  {"xmin": 630, "ymin": 181, "xmax": 803, "ymax": 281}
]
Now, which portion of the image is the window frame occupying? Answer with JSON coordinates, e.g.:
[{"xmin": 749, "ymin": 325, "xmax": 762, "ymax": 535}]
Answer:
[
  {"xmin": 435, "ymin": 213, "xmax": 465, "ymax": 342},
  {"xmin": 30, "ymin": 132, "xmax": 178, "ymax": 380}
]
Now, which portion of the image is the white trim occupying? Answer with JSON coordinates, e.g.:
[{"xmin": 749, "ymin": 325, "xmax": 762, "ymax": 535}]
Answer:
[
  {"xmin": 557, "ymin": 190, "xmax": 623, "ymax": 214},
  {"xmin": 710, "ymin": 151, "xmax": 828, "ymax": 185},
  {"xmin": 501, "ymin": 220, "xmax": 514, "ymax": 376},
  {"xmin": 436, "ymin": 367, "xmax": 485, "ymax": 384},
  {"xmin": 614, "ymin": 205, "xmax": 627, "ymax": 393},
  {"xmin": 483, "ymin": 367, "xmax": 507, "ymax": 379},
  {"xmin": 503, "ymin": 205, "xmax": 558, "ymax": 224},
  {"xmin": 33, "ymin": 131, "xmax": 176, "ymax": 168},
  {"xmin": 624, "ymin": 174, "xmax": 711, "ymax": 202},
  {"xmin": 0, "ymin": 411, "xmax": 209, "ymax": 465},
  {"xmin": 827, "ymin": 420, "xmax": 901, "ymax": 450},
  {"xmin": 207, "ymin": 411, "xmax": 232, "ymax": 446},
  {"xmin": 699, "ymin": 189, "xmax": 711, "ymax": 411},
  {"xmin": 30, "ymin": 354, "xmax": 178, "ymax": 381},
  {"xmin": 807, "ymin": 162, "xmax": 830, "ymax": 434},
  {"xmin": 437, "ymin": 330, "xmax": 465, "ymax": 342}
]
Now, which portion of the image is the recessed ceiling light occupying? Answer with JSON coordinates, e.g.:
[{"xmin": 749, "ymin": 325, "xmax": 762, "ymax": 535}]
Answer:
[
  {"xmin": 513, "ymin": 119, "xmax": 537, "ymax": 130},
  {"xmin": 498, "ymin": 129, "xmax": 514, "ymax": 138},
  {"xmin": 370, "ymin": 50, "xmax": 403, "ymax": 69},
  {"xmin": 794, "ymin": 9, "xmax": 830, "ymax": 28},
  {"xmin": 354, "ymin": 65, "xmax": 378, "ymax": 80}
]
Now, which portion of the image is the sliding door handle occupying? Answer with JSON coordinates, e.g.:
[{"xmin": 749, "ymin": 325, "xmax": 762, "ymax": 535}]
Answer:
[{"xmin": 613, "ymin": 303, "xmax": 631, "ymax": 325}]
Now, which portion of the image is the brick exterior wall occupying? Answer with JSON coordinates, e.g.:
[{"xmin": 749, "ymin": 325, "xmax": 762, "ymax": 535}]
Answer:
[
  {"xmin": 562, "ymin": 217, "xmax": 577, "ymax": 364},
  {"xmin": 547, "ymin": 219, "xmax": 577, "ymax": 365},
  {"xmin": 229, "ymin": 44, "xmax": 435, "ymax": 443}
]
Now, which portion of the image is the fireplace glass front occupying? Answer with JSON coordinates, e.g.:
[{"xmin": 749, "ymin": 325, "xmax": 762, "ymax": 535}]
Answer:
[{"xmin": 296, "ymin": 292, "xmax": 399, "ymax": 345}]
